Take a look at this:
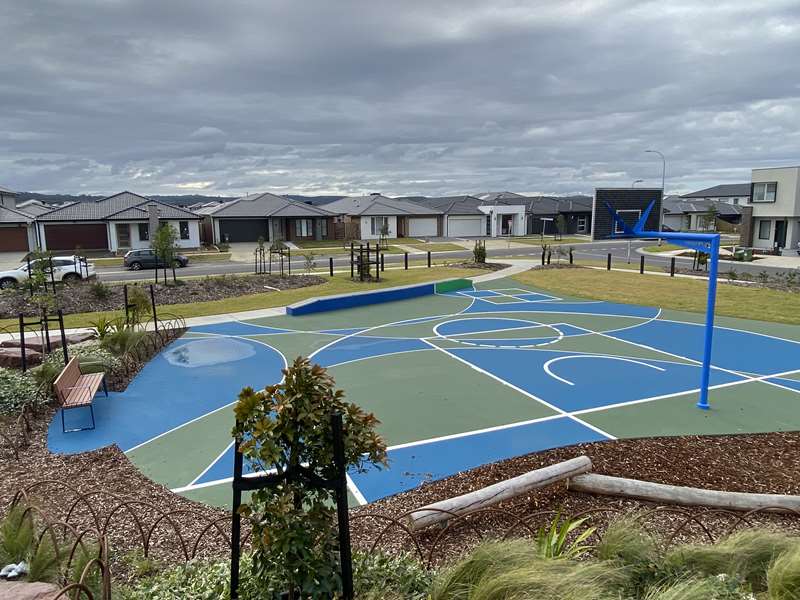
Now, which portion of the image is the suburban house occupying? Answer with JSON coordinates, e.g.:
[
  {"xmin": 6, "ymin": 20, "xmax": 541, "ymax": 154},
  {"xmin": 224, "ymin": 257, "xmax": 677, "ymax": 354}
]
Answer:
[
  {"xmin": 196, "ymin": 192, "xmax": 337, "ymax": 244},
  {"xmin": 661, "ymin": 196, "xmax": 742, "ymax": 231},
  {"xmin": 741, "ymin": 166, "xmax": 800, "ymax": 253},
  {"xmin": 35, "ymin": 191, "xmax": 202, "ymax": 252},
  {"xmin": 411, "ymin": 196, "xmax": 489, "ymax": 237},
  {"xmin": 321, "ymin": 194, "xmax": 442, "ymax": 240},
  {"xmin": 0, "ymin": 186, "xmax": 39, "ymax": 252},
  {"xmin": 681, "ymin": 183, "xmax": 751, "ymax": 205},
  {"xmin": 517, "ymin": 196, "xmax": 593, "ymax": 236}
]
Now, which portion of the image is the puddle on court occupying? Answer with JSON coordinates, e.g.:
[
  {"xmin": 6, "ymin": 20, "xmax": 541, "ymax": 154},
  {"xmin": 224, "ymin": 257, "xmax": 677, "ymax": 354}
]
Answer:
[{"xmin": 164, "ymin": 337, "xmax": 256, "ymax": 368}]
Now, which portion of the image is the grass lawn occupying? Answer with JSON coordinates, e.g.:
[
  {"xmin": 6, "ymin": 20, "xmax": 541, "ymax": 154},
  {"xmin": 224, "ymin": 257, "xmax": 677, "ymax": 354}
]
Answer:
[
  {"xmin": 642, "ymin": 244, "xmax": 684, "ymax": 253},
  {"xmin": 513, "ymin": 267, "xmax": 800, "ymax": 325},
  {"xmin": 0, "ymin": 266, "xmax": 476, "ymax": 330}
]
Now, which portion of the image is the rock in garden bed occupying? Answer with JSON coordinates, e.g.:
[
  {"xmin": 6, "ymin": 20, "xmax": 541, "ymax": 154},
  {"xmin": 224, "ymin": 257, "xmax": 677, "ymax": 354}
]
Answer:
[{"xmin": 0, "ymin": 274, "xmax": 326, "ymax": 318}]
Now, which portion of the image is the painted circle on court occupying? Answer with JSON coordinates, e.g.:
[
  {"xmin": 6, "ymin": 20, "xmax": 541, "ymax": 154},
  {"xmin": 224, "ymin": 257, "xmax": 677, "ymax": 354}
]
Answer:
[{"xmin": 433, "ymin": 317, "xmax": 564, "ymax": 349}]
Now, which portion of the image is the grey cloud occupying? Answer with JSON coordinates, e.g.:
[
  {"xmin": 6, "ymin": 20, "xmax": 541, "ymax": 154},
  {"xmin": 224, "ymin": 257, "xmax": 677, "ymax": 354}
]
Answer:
[{"xmin": 0, "ymin": 0, "xmax": 798, "ymax": 196}]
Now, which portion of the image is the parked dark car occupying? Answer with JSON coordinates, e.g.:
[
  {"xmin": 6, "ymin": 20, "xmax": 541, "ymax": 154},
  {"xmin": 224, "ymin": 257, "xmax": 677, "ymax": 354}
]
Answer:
[{"xmin": 123, "ymin": 249, "xmax": 189, "ymax": 270}]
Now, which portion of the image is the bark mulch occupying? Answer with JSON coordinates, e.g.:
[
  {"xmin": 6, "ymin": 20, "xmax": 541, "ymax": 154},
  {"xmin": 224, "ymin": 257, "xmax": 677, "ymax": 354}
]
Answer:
[
  {"xmin": 443, "ymin": 262, "xmax": 510, "ymax": 271},
  {"xmin": 0, "ymin": 274, "xmax": 326, "ymax": 318},
  {"xmin": 2, "ymin": 409, "xmax": 800, "ymax": 574}
]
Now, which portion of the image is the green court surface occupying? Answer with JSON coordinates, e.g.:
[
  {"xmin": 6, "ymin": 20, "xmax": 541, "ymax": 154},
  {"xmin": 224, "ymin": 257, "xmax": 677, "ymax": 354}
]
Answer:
[{"xmin": 48, "ymin": 275, "xmax": 800, "ymax": 508}]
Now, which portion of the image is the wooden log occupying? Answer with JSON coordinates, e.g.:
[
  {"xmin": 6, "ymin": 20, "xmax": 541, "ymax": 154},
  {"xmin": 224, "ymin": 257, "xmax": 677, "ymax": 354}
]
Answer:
[
  {"xmin": 407, "ymin": 456, "xmax": 592, "ymax": 530},
  {"xmin": 568, "ymin": 474, "xmax": 800, "ymax": 513}
]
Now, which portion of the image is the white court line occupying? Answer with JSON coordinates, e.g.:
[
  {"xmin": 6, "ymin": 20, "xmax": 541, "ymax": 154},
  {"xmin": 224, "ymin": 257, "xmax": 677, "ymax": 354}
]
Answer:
[
  {"xmin": 347, "ymin": 474, "xmax": 368, "ymax": 506},
  {"xmin": 420, "ymin": 338, "xmax": 617, "ymax": 441},
  {"xmin": 543, "ymin": 355, "xmax": 666, "ymax": 386},
  {"xmin": 124, "ymin": 335, "xmax": 288, "ymax": 455},
  {"xmin": 325, "ymin": 347, "xmax": 433, "ymax": 370},
  {"xmin": 186, "ymin": 440, "xmax": 235, "ymax": 487}
]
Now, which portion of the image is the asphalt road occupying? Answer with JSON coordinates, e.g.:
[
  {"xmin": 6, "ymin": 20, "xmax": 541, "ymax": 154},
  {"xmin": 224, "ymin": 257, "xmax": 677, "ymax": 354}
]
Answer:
[{"xmin": 94, "ymin": 239, "xmax": 795, "ymax": 282}]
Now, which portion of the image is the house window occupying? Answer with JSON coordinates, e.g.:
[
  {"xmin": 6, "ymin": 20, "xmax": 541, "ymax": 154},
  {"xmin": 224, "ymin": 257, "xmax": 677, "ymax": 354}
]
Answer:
[
  {"xmin": 370, "ymin": 216, "xmax": 388, "ymax": 236},
  {"xmin": 295, "ymin": 219, "xmax": 313, "ymax": 237},
  {"xmin": 614, "ymin": 209, "xmax": 641, "ymax": 234},
  {"xmin": 577, "ymin": 216, "xmax": 587, "ymax": 232},
  {"xmin": 732, "ymin": 198, "xmax": 739, "ymax": 205},
  {"xmin": 319, "ymin": 219, "xmax": 328, "ymax": 238},
  {"xmin": 179, "ymin": 221, "xmax": 190, "ymax": 240},
  {"xmin": 752, "ymin": 182, "xmax": 777, "ymax": 203},
  {"xmin": 758, "ymin": 220, "xmax": 771, "ymax": 240},
  {"xmin": 138, "ymin": 223, "xmax": 149, "ymax": 241}
]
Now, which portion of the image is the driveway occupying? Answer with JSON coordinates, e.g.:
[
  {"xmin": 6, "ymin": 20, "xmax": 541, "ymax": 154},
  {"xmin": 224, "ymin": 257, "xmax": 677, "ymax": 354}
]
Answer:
[{"xmin": 0, "ymin": 251, "xmax": 26, "ymax": 270}]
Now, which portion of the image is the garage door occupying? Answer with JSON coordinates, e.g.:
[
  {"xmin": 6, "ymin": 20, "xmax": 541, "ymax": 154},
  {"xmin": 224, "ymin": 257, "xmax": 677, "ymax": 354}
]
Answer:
[
  {"xmin": 408, "ymin": 217, "xmax": 438, "ymax": 237},
  {"xmin": 447, "ymin": 216, "xmax": 484, "ymax": 237},
  {"xmin": 0, "ymin": 226, "xmax": 30, "ymax": 251},
  {"xmin": 219, "ymin": 219, "xmax": 269, "ymax": 242},
  {"xmin": 44, "ymin": 224, "xmax": 108, "ymax": 251}
]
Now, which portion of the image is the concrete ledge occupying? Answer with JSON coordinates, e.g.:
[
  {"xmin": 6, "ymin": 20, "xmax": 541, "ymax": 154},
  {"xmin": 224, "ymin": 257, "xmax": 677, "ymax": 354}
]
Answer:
[{"xmin": 286, "ymin": 277, "xmax": 471, "ymax": 316}]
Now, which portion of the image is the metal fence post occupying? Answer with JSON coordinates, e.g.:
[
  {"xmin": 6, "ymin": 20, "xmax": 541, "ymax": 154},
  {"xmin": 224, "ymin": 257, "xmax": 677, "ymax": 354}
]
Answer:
[
  {"xmin": 640, "ymin": 255, "xmax": 645, "ymax": 274},
  {"xmin": 380, "ymin": 253, "xmax": 385, "ymax": 272},
  {"xmin": 670, "ymin": 257, "xmax": 676, "ymax": 277},
  {"xmin": 607, "ymin": 253, "xmax": 612, "ymax": 271},
  {"xmin": 404, "ymin": 252, "xmax": 408, "ymax": 270},
  {"xmin": 427, "ymin": 251, "xmax": 431, "ymax": 268},
  {"xmin": 329, "ymin": 256, "xmax": 334, "ymax": 277},
  {"xmin": 149, "ymin": 284, "xmax": 158, "ymax": 332}
]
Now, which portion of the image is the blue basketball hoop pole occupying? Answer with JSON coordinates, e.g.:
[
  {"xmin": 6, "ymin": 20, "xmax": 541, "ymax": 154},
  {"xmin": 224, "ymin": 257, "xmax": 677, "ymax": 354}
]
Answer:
[{"xmin": 606, "ymin": 201, "xmax": 720, "ymax": 410}]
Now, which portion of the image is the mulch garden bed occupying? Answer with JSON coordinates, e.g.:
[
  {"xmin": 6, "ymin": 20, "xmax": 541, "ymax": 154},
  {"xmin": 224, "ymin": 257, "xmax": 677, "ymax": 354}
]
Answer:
[
  {"xmin": 0, "ymin": 274, "xmax": 326, "ymax": 318},
  {"xmin": 3, "ymin": 404, "xmax": 800, "ymax": 577}
]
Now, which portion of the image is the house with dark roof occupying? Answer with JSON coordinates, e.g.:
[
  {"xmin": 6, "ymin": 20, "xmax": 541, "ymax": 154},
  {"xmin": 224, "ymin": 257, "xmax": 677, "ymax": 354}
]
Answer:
[
  {"xmin": 681, "ymin": 183, "xmax": 751, "ymax": 205},
  {"xmin": 514, "ymin": 195, "xmax": 593, "ymax": 236},
  {"xmin": 196, "ymin": 192, "xmax": 337, "ymax": 244},
  {"xmin": 36, "ymin": 191, "xmax": 202, "ymax": 252},
  {"xmin": 661, "ymin": 196, "xmax": 742, "ymax": 231},
  {"xmin": 0, "ymin": 186, "xmax": 39, "ymax": 252},
  {"xmin": 322, "ymin": 194, "xmax": 443, "ymax": 239}
]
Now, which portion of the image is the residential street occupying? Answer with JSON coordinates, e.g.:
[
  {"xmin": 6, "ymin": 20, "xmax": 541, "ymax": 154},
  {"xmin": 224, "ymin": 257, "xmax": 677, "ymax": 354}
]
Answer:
[{"xmin": 93, "ymin": 238, "xmax": 798, "ymax": 282}]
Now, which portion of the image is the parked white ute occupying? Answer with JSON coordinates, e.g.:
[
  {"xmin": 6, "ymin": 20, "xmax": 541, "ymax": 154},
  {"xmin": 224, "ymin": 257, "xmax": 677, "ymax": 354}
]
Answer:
[{"xmin": 0, "ymin": 255, "xmax": 96, "ymax": 289}]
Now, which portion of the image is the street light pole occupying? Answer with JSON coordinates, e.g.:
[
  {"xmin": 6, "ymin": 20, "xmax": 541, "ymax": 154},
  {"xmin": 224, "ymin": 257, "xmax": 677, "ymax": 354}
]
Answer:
[{"xmin": 645, "ymin": 149, "xmax": 666, "ymax": 192}]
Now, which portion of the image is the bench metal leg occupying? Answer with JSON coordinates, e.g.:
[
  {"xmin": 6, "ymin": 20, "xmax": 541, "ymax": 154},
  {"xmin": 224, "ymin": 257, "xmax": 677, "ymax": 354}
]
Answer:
[
  {"xmin": 61, "ymin": 405, "xmax": 96, "ymax": 434},
  {"xmin": 102, "ymin": 376, "xmax": 108, "ymax": 397}
]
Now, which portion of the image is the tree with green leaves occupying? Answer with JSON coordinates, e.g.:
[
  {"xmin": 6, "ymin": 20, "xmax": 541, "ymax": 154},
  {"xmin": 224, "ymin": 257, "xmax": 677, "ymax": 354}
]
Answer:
[
  {"xmin": 151, "ymin": 223, "xmax": 179, "ymax": 283},
  {"xmin": 555, "ymin": 214, "xmax": 567, "ymax": 241},
  {"xmin": 232, "ymin": 357, "xmax": 387, "ymax": 598}
]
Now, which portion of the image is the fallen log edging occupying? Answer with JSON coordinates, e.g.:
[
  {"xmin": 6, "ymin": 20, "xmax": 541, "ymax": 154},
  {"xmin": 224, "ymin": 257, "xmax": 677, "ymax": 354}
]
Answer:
[
  {"xmin": 568, "ymin": 473, "xmax": 800, "ymax": 513},
  {"xmin": 407, "ymin": 456, "xmax": 592, "ymax": 530}
]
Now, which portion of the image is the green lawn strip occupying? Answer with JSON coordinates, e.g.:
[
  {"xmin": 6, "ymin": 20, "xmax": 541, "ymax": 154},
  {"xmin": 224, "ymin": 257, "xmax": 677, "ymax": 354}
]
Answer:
[
  {"xmin": 126, "ymin": 405, "xmax": 236, "ymax": 490},
  {"xmin": 0, "ymin": 266, "xmax": 476, "ymax": 330},
  {"xmin": 642, "ymin": 244, "xmax": 684, "ymax": 253},
  {"xmin": 582, "ymin": 380, "xmax": 800, "ymax": 438},
  {"xmin": 328, "ymin": 349, "xmax": 557, "ymax": 447},
  {"xmin": 510, "ymin": 268, "xmax": 800, "ymax": 325}
]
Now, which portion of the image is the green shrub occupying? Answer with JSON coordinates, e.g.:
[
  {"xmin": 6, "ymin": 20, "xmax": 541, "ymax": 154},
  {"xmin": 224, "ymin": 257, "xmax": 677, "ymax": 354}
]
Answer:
[
  {"xmin": 664, "ymin": 528, "xmax": 797, "ymax": 592},
  {"xmin": 767, "ymin": 546, "xmax": 800, "ymax": 599},
  {"xmin": 26, "ymin": 533, "xmax": 59, "ymax": 583},
  {"xmin": 0, "ymin": 504, "xmax": 35, "ymax": 564},
  {"xmin": 431, "ymin": 541, "xmax": 625, "ymax": 600},
  {"xmin": 89, "ymin": 280, "xmax": 112, "ymax": 300},
  {"xmin": 535, "ymin": 513, "xmax": 596, "ymax": 559},
  {"xmin": 100, "ymin": 328, "xmax": 148, "ymax": 357},
  {"xmin": 643, "ymin": 575, "xmax": 754, "ymax": 600},
  {"xmin": 473, "ymin": 241, "xmax": 486, "ymax": 264},
  {"xmin": 0, "ymin": 367, "xmax": 41, "ymax": 415},
  {"xmin": 596, "ymin": 516, "xmax": 658, "ymax": 565},
  {"xmin": 118, "ymin": 550, "xmax": 427, "ymax": 600}
]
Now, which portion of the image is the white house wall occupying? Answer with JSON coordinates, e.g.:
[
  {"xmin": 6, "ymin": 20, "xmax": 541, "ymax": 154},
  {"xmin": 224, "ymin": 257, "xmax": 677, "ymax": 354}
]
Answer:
[
  {"xmin": 109, "ymin": 220, "xmax": 201, "ymax": 251},
  {"xmin": 359, "ymin": 215, "xmax": 397, "ymax": 240}
]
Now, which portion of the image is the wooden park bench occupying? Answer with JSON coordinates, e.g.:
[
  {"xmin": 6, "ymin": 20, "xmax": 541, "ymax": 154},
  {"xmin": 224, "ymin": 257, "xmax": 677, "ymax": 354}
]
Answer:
[{"xmin": 53, "ymin": 357, "xmax": 107, "ymax": 433}]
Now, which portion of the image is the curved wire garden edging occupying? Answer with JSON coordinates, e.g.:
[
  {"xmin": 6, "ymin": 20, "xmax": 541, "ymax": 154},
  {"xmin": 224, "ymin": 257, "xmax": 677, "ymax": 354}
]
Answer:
[{"xmin": 5, "ymin": 477, "xmax": 800, "ymax": 598}]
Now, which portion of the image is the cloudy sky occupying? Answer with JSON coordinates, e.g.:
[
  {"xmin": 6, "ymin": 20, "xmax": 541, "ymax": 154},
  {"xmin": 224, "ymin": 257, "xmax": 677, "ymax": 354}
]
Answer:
[{"xmin": 1, "ymin": 0, "xmax": 798, "ymax": 197}]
